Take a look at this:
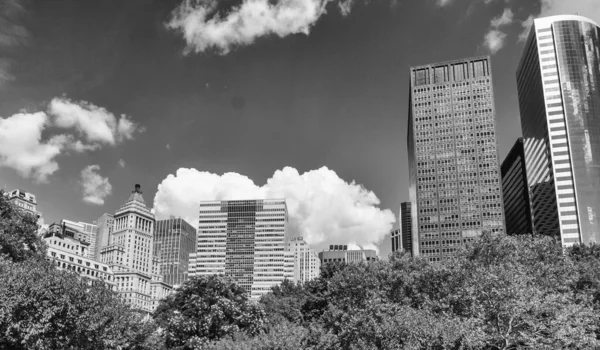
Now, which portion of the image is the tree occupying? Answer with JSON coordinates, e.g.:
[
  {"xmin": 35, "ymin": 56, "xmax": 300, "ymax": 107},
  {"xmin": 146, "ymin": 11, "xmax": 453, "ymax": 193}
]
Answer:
[
  {"xmin": 153, "ymin": 275, "xmax": 266, "ymax": 349},
  {"xmin": 0, "ymin": 190, "xmax": 46, "ymax": 262},
  {"xmin": 0, "ymin": 257, "xmax": 147, "ymax": 350}
]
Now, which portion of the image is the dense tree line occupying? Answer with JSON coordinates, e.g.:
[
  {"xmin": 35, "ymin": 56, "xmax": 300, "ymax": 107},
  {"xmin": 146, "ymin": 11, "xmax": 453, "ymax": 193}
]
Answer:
[{"xmin": 3, "ymin": 189, "xmax": 600, "ymax": 349}]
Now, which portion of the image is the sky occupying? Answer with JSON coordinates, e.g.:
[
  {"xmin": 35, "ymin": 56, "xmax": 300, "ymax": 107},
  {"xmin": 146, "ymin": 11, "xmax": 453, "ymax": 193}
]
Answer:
[{"xmin": 1, "ymin": 0, "xmax": 598, "ymax": 258}]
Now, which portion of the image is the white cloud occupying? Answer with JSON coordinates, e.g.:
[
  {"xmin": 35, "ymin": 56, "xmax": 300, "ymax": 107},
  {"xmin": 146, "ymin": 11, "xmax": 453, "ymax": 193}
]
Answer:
[
  {"xmin": 118, "ymin": 159, "xmax": 126, "ymax": 168},
  {"xmin": 166, "ymin": 0, "xmax": 358, "ymax": 55},
  {"xmin": 166, "ymin": 144, "xmax": 171, "ymax": 150},
  {"xmin": 48, "ymin": 97, "xmax": 140, "ymax": 147},
  {"xmin": 153, "ymin": 166, "xmax": 395, "ymax": 249},
  {"xmin": 518, "ymin": 15, "xmax": 534, "ymax": 42},
  {"xmin": 539, "ymin": 0, "xmax": 600, "ymax": 25},
  {"xmin": 484, "ymin": 29, "xmax": 507, "ymax": 54},
  {"xmin": 0, "ymin": 112, "xmax": 67, "ymax": 182},
  {"xmin": 482, "ymin": 8, "xmax": 513, "ymax": 54},
  {"xmin": 0, "ymin": 97, "xmax": 141, "ymax": 182},
  {"xmin": 80, "ymin": 165, "xmax": 112, "ymax": 205},
  {"xmin": 0, "ymin": 0, "xmax": 29, "ymax": 87},
  {"xmin": 490, "ymin": 8, "xmax": 514, "ymax": 28},
  {"xmin": 436, "ymin": 0, "xmax": 453, "ymax": 7}
]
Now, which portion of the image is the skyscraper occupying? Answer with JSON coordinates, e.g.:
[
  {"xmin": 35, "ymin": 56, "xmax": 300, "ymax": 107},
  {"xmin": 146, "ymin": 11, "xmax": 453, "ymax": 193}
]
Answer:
[
  {"xmin": 400, "ymin": 202, "xmax": 412, "ymax": 255},
  {"xmin": 390, "ymin": 227, "xmax": 401, "ymax": 253},
  {"xmin": 154, "ymin": 217, "xmax": 196, "ymax": 287},
  {"xmin": 517, "ymin": 15, "xmax": 600, "ymax": 246},
  {"xmin": 501, "ymin": 138, "xmax": 533, "ymax": 235},
  {"xmin": 94, "ymin": 213, "xmax": 114, "ymax": 261},
  {"xmin": 100, "ymin": 184, "xmax": 168, "ymax": 312},
  {"xmin": 287, "ymin": 237, "xmax": 320, "ymax": 283},
  {"xmin": 407, "ymin": 56, "xmax": 505, "ymax": 262},
  {"xmin": 189, "ymin": 199, "xmax": 288, "ymax": 299}
]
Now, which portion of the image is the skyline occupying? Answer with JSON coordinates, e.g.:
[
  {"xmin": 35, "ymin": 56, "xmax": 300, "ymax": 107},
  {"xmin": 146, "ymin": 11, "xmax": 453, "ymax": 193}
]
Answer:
[{"xmin": 1, "ymin": 0, "xmax": 598, "ymax": 257}]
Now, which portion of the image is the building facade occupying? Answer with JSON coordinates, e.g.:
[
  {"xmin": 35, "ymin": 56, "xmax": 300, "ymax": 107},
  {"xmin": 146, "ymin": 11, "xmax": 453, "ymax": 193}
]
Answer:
[
  {"xmin": 318, "ymin": 245, "xmax": 378, "ymax": 263},
  {"xmin": 6, "ymin": 189, "xmax": 43, "ymax": 227},
  {"xmin": 517, "ymin": 15, "xmax": 600, "ymax": 246},
  {"xmin": 190, "ymin": 199, "xmax": 288, "ymax": 299},
  {"xmin": 391, "ymin": 227, "xmax": 401, "ymax": 253},
  {"xmin": 154, "ymin": 217, "xmax": 196, "ymax": 287},
  {"xmin": 100, "ymin": 184, "xmax": 169, "ymax": 312},
  {"xmin": 94, "ymin": 213, "xmax": 114, "ymax": 261},
  {"xmin": 501, "ymin": 138, "xmax": 534, "ymax": 235},
  {"xmin": 287, "ymin": 237, "xmax": 320, "ymax": 283},
  {"xmin": 44, "ymin": 233, "xmax": 115, "ymax": 289},
  {"xmin": 407, "ymin": 56, "xmax": 505, "ymax": 262}
]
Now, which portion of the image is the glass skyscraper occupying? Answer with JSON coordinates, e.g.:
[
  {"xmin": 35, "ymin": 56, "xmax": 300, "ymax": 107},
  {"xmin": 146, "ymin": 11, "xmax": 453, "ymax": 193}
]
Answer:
[
  {"xmin": 154, "ymin": 217, "xmax": 196, "ymax": 287},
  {"xmin": 517, "ymin": 15, "xmax": 600, "ymax": 246},
  {"xmin": 391, "ymin": 202, "xmax": 413, "ymax": 255},
  {"xmin": 189, "ymin": 199, "xmax": 288, "ymax": 299},
  {"xmin": 501, "ymin": 138, "xmax": 533, "ymax": 235},
  {"xmin": 407, "ymin": 56, "xmax": 505, "ymax": 262}
]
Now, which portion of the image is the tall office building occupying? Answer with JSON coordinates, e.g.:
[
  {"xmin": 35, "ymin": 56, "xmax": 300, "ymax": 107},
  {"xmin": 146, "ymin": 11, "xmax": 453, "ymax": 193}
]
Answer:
[
  {"xmin": 189, "ymin": 199, "xmax": 288, "ymax": 299},
  {"xmin": 78, "ymin": 221, "xmax": 98, "ymax": 259},
  {"xmin": 154, "ymin": 217, "xmax": 196, "ymax": 287},
  {"xmin": 94, "ymin": 213, "xmax": 114, "ymax": 261},
  {"xmin": 390, "ymin": 227, "xmax": 401, "ymax": 253},
  {"xmin": 100, "ymin": 184, "xmax": 168, "ymax": 312},
  {"xmin": 501, "ymin": 138, "xmax": 533, "ymax": 235},
  {"xmin": 400, "ymin": 202, "xmax": 412, "ymax": 255},
  {"xmin": 407, "ymin": 56, "xmax": 505, "ymax": 262},
  {"xmin": 287, "ymin": 237, "xmax": 320, "ymax": 283},
  {"xmin": 517, "ymin": 15, "xmax": 600, "ymax": 246}
]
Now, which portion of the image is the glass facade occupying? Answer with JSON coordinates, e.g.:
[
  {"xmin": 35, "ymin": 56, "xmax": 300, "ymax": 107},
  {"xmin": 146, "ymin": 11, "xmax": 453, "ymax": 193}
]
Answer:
[
  {"xmin": 154, "ymin": 217, "xmax": 196, "ymax": 287},
  {"xmin": 501, "ymin": 138, "xmax": 533, "ymax": 235},
  {"xmin": 191, "ymin": 199, "xmax": 288, "ymax": 299},
  {"xmin": 517, "ymin": 15, "xmax": 600, "ymax": 245},
  {"xmin": 407, "ymin": 56, "xmax": 505, "ymax": 262}
]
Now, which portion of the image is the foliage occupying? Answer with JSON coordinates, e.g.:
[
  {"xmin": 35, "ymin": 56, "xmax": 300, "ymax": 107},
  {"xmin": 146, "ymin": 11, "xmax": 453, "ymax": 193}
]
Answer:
[
  {"xmin": 0, "ymin": 189, "xmax": 46, "ymax": 262},
  {"xmin": 153, "ymin": 275, "xmax": 266, "ymax": 349},
  {"xmin": 0, "ymin": 257, "xmax": 148, "ymax": 350}
]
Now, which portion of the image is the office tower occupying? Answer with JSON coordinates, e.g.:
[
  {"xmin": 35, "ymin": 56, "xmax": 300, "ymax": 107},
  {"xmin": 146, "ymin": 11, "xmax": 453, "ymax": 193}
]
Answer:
[
  {"xmin": 154, "ymin": 217, "xmax": 196, "ymax": 287},
  {"xmin": 517, "ymin": 15, "xmax": 600, "ymax": 246},
  {"xmin": 100, "ymin": 184, "xmax": 169, "ymax": 312},
  {"xmin": 44, "ymin": 231, "xmax": 115, "ymax": 289},
  {"xmin": 78, "ymin": 221, "xmax": 98, "ymax": 259},
  {"xmin": 287, "ymin": 237, "xmax": 321, "ymax": 283},
  {"xmin": 407, "ymin": 56, "xmax": 505, "ymax": 262},
  {"xmin": 189, "ymin": 199, "xmax": 288, "ymax": 299},
  {"xmin": 94, "ymin": 213, "xmax": 114, "ymax": 261},
  {"xmin": 390, "ymin": 227, "xmax": 401, "ymax": 253},
  {"xmin": 501, "ymin": 138, "xmax": 534, "ymax": 235},
  {"xmin": 400, "ymin": 202, "xmax": 413, "ymax": 255},
  {"xmin": 318, "ymin": 245, "xmax": 378, "ymax": 263}
]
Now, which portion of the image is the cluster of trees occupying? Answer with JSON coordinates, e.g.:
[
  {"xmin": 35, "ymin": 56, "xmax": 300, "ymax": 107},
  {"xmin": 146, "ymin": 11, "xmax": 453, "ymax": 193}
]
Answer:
[{"xmin": 3, "ymin": 189, "xmax": 600, "ymax": 349}]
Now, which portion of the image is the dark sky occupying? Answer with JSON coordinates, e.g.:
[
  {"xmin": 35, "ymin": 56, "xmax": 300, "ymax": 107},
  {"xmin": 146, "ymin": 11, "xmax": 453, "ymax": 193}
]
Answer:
[{"xmin": 0, "ymin": 0, "xmax": 545, "ymax": 257}]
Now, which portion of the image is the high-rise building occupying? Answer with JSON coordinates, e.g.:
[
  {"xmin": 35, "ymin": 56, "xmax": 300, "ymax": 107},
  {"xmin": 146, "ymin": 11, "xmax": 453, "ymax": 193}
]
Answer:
[
  {"xmin": 189, "ymin": 199, "xmax": 288, "ymax": 299},
  {"xmin": 287, "ymin": 237, "xmax": 320, "ymax": 283},
  {"xmin": 100, "ymin": 184, "xmax": 170, "ymax": 312},
  {"xmin": 78, "ymin": 221, "xmax": 98, "ymax": 259},
  {"xmin": 318, "ymin": 245, "xmax": 378, "ymax": 263},
  {"xmin": 390, "ymin": 227, "xmax": 401, "ymax": 253},
  {"xmin": 407, "ymin": 56, "xmax": 505, "ymax": 262},
  {"xmin": 400, "ymin": 202, "xmax": 412, "ymax": 255},
  {"xmin": 501, "ymin": 138, "xmax": 533, "ymax": 235},
  {"xmin": 154, "ymin": 217, "xmax": 196, "ymax": 288},
  {"xmin": 517, "ymin": 15, "xmax": 600, "ymax": 246},
  {"xmin": 94, "ymin": 213, "xmax": 114, "ymax": 261}
]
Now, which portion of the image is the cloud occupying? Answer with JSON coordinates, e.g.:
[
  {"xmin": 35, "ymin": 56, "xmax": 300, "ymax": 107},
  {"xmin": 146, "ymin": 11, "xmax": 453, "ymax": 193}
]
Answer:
[
  {"xmin": 482, "ymin": 8, "xmax": 513, "ymax": 54},
  {"xmin": 0, "ymin": 112, "xmax": 67, "ymax": 182},
  {"xmin": 518, "ymin": 15, "xmax": 534, "ymax": 42},
  {"xmin": 166, "ymin": 0, "xmax": 357, "ymax": 55},
  {"xmin": 490, "ymin": 8, "xmax": 514, "ymax": 28},
  {"xmin": 48, "ymin": 97, "xmax": 140, "ymax": 147},
  {"xmin": 484, "ymin": 29, "xmax": 507, "ymax": 54},
  {"xmin": 166, "ymin": 144, "xmax": 171, "ymax": 150},
  {"xmin": 80, "ymin": 165, "xmax": 112, "ymax": 205},
  {"xmin": 118, "ymin": 159, "xmax": 126, "ymax": 168},
  {"xmin": 153, "ymin": 167, "xmax": 395, "ymax": 249},
  {"xmin": 436, "ymin": 0, "xmax": 453, "ymax": 7},
  {"xmin": 0, "ymin": 97, "xmax": 141, "ymax": 182}
]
